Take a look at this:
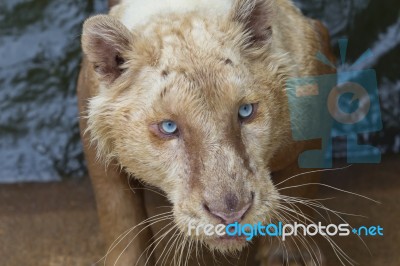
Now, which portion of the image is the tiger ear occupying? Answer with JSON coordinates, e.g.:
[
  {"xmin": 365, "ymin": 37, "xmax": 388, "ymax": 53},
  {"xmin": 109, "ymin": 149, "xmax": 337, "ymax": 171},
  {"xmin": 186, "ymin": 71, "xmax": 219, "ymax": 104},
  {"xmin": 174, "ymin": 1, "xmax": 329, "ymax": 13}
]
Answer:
[
  {"xmin": 81, "ymin": 15, "xmax": 133, "ymax": 84},
  {"xmin": 230, "ymin": 0, "xmax": 275, "ymax": 46}
]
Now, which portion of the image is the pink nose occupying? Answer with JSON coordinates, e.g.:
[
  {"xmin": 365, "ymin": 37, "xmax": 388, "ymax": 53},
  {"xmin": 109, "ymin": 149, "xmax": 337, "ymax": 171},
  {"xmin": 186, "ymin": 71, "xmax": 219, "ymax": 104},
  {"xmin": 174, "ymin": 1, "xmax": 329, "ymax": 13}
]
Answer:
[{"xmin": 205, "ymin": 202, "xmax": 252, "ymax": 224}]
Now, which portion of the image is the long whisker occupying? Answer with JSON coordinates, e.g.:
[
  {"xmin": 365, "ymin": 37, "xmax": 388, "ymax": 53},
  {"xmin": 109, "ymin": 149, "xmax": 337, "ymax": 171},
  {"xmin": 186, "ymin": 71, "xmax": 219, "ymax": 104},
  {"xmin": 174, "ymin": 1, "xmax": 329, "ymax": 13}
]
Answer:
[
  {"xmin": 127, "ymin": 180, "xmax": 167, "ymax": 198},
  {"xmin": 97, "ymin": 211, "xmax": 173, "ymax": 265},
  {"xmin": 275, "ymin": 165, "xmax": 353, "ymax": 187},
  {"xmin": 159, "ymin": 228, "xmax": 182, "ymax": 266},
  {"xmin": 173, "ymin": 230, "xmax": 186, "ymax": 266},
  {"xmin": 282, "ymin": 196, "xmax": 368, "ymax": 219},
  {"xmin": 272, "ymin": 209, "xmax": 305, "ymax": 265},
  {"xmin": 114, "ymin": 214, "xmax": 174, "ymax": 266},
  {"xmin": 275, "ymin": 206, "xmax": 323, "ymax": 265},
  {"xmin": 184, "ymin": 237, "xmax": 193, "ymax": 266},
  {"xmin": 278, "ymin": 182, "xmax": 380, "ymax": 203},
  {"xmin": 283, "ymin": 194, "xmax": 372, "ymax": 256},
  {"xmin": 276, "ymin": 203, "xmax": 356, "ymax": 266},
  {"xmin": 139, "ymin": 220, "xmax": 177, "ymax": 265},
  {"xmin": 142, "ymin": 222, "xmax": 178, "ymax": 266}
]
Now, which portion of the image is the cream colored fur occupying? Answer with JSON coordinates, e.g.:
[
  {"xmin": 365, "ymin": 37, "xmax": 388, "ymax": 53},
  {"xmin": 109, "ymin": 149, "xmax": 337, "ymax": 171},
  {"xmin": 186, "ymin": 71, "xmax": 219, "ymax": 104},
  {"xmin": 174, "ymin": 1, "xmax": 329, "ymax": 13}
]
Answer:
[
  {"xmin": 115, "ymin": 0, "xmax": 232, "ymax": 30},
  {"xmin": 78, "ymin": 0, "xmax": 335, "ymax": 265}
]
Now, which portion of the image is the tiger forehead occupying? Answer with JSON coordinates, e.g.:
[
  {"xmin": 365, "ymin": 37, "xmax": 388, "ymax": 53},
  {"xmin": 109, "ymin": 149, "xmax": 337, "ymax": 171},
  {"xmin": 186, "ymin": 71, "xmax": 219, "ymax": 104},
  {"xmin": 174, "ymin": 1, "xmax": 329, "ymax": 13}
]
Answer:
[
  {"xmin": 158, "ymin": 65, "xmax": 241, "ymax": 108},
  {"xmin": 141, "ymin": 14, "xmax": 236, "ymax": 67},
  {"xmin": 139, "ymin": 15, "xmax": 249, "ymax": 112},
  {"xmin": 156, "ymin": 54, "xmax": 242, "ymax": 103},
  {"xmin": 151, "ymin": 15, "xmax": 225, "ymax": 49}
]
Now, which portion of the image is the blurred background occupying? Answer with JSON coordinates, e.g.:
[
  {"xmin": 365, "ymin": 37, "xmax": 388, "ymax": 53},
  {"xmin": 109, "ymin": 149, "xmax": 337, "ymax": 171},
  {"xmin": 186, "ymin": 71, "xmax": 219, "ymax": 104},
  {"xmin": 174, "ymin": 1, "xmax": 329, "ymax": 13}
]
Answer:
[
  {"xmin": 0, "ymin": 0, "xmax": 107, "ymax": 182},
  {"xmin": 0, "ymin": 0, "xmax": 399, "ymax": 183}
]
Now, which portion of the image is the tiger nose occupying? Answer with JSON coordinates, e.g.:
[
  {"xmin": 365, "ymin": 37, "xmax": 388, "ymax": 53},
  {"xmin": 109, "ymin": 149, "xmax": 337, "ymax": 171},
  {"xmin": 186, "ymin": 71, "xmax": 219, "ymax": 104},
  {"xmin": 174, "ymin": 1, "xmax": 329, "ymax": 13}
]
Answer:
[{"xmin": 203, "ymin": 192, "xmax": 253, "ymax": 224}]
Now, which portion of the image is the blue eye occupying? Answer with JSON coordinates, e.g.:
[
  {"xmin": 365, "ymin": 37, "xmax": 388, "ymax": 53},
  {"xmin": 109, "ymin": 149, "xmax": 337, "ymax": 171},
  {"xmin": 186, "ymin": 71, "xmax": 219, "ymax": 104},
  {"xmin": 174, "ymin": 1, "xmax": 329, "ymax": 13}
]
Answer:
[
  {"xmin": 238, "ymin": 104, "xmax": 254, "ymax": 119},
  {"xmin": 159, "ymin": 120, "xmax": 178, "ymax": 135}
]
